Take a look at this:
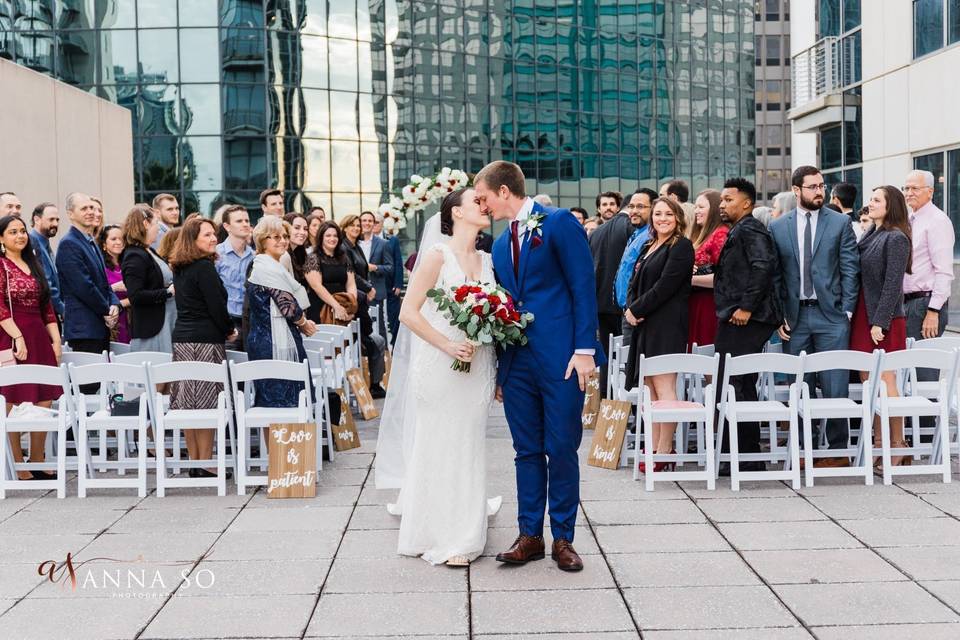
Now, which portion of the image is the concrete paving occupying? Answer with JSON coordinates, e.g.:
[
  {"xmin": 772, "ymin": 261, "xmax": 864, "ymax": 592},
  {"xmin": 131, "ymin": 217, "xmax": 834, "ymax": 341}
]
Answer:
[{"xmin": 2, "ymin": 402, "xmax": 960, "ymax": 639}]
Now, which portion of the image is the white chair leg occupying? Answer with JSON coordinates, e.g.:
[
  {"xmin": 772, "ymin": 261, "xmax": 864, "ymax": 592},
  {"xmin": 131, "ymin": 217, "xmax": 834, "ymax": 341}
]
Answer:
[
  {"xmin": 172, "ymin": 427, "xmax": 181, "ymax": 474},
  {"xmin": 880, "ymin": 406, "xmax": 892, "ymax": 486},
  {"xmin": 78, "ymin": 422, "xmax": 88, "ymax": 498},
  {"xmin": 138, "ymin": 423, "xmax": 148, "ymax": 498},
  {"xmin": 56, "ymin": 428, "xmax": 66, "ymax": 498},
  {"xmin": 237, "ymin": 420, "xmax": 247, "ymax": 496},
  {"xmin": 802, "ymin": 412, "xmax": 814, "ymax": 487},
  {"xmin": 0, "ymin": 420, "xmax": 9, "ymax": 499},
  {"xmin": 729, "ymin": 413, "xmax": 740, "ymax": 491},
  {"xmin": 939, "ymin": 406, "xmax": 952, "ymax": 483},
  {"xmin": 217, "ymin": 420, "xmax": 226, "ymax": 497},
  {"xmin": 788, "ymin": 412, "xmax": 801, "ymax": 490},
  {"xmin": 644, "ymin": 409, "xmax": 655, "ymax": 492}
]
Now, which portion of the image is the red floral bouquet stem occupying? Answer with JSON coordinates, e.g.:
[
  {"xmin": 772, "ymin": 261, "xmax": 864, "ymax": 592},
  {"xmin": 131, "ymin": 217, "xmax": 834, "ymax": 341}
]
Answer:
[{"xmin": 426, "ymin": 282, "xmax": 534, "ymax": 372}]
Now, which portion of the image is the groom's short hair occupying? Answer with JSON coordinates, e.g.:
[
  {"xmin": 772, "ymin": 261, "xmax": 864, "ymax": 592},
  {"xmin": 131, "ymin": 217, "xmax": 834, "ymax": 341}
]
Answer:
[{"xmin": 475, "ymin": 161, "xmax": 526, "ymax": 198}]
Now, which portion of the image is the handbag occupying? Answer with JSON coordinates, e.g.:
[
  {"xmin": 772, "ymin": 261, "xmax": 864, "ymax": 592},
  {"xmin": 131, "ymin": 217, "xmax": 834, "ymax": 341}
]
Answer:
[
  {"xmin": 109, "ymin": 393, "xmax": 141, "ymax": 417},
  {"xmin": 0, "ymin": 261, "xmax": 16, "ymax": 367},
  {"xmin": 319, "ymin": 292, "xmax": 358, "ymax": 326}
]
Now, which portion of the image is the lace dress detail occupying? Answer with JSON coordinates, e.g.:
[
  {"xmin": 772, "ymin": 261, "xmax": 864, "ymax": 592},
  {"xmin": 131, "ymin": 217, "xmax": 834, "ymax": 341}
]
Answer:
[{"xmin": 396, "ymin": 243, "xmax": 497, "ymax": 565}]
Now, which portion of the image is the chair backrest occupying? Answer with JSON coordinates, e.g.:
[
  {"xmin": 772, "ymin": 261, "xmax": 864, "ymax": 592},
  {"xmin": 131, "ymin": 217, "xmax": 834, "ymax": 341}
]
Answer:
[
  {"xmin": 111, "ymin": 351, "xmax": 173, "ymax": 366},
  {"xmin": 638, "ymin": 353, "xmax": 720, "ymax": 379},
  {"xmin": 801, "ymin": 349, "xmax": 880, "ymax": 377},
  {"xmin": 879, "ymin": 348, "xmax": 958, "ymax": 378},
  {"xmin": 911, "ymin": 336, "xmax": 960, "ymax": 352},
  {"xmin": 226, "ymin": 349, "xmax": 248, "ymax": 364},
  {"xmin": 690, "ymin": 343, "xmax": 715, "ymax": 357},
  {"xmin": 68, "ymin": 362, "xmax": 150, "ymax": 407},
  {"xmin": 763, "ymin": 341, "xmax": 783, "ymax": 354},
  {"xmin": 724, "ymin": 351, "xmax": 802, "ymax": 378},
  {"xmin": 148, "ymin": 360, "xmax": 229, "ymax": 386},
  {"xmin": 229, "ymin": 359, "xmax": 311, "ymax": 385},
  {"xmin": 61, "ymin": 350, "xmax": 108, "ymax": 367},
  {"xmin": 0, "ymin": 364, "xmax": 69, "ymax": 395},
  {"xmin": 110, "ymin": 341, "xmax": 131, "ymax": 355}
]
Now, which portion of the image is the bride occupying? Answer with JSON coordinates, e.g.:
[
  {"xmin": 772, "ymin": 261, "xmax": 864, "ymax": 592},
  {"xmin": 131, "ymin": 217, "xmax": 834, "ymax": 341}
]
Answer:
[{"xmin": 374, "ymin": 187, "xmax": 500, "ymax": 567}]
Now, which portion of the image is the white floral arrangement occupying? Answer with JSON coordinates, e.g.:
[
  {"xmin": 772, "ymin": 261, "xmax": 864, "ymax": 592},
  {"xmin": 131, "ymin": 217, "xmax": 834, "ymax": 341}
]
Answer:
[{"xmin": 378, "ymin": 167, "xmax": 470, "ymax": 236}]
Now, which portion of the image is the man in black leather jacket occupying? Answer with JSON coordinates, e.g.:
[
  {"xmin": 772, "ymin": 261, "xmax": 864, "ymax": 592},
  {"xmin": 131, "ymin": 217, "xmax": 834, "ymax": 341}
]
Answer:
[{"xmin": 714, "ymin": 178, "xmax": 782, "ymax": 473}]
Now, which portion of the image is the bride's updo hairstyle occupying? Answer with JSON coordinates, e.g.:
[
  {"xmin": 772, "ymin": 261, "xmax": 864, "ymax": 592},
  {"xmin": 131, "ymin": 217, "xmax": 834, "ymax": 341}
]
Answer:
[{"xmin": 439, "ymin": 187, "xmax": 468, "ymax": 236}]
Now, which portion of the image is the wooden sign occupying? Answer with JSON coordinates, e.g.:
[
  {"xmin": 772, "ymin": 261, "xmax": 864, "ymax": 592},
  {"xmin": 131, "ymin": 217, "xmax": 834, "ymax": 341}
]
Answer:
[
  {"xmin": 361, "ymin": 356, "xmax": 371, "ymax": 389},
  {"xmin": 331, "ymin": 389, "xmax": 360, "ymax": 451},
  {"xmin": 267, "ymin": 422, "xmax": 317, "ymax": 498},
  {"xmin": 581, "ymin": 369, "xmax": 602, "ymax": 429},
  {"xmin": 382, "ymin": 348, "xmax": 392, "ymax": 389},
  {"xmin": 346, "ymin": 367, "xmax": 379, "ymax": 420},
  {"xmin": 587, "ymin": 400, "xmax": 632, "ymax": 469}
]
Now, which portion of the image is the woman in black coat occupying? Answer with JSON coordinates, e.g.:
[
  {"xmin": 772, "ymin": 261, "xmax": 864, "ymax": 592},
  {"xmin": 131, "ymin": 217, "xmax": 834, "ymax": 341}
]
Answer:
[
  {"xmin": 120, "ymin": 204, "xmax": 176, "ymax": 352},
  {"xmin": 623, "ymin": 198, "xmax": 695, "ymax": 470}
]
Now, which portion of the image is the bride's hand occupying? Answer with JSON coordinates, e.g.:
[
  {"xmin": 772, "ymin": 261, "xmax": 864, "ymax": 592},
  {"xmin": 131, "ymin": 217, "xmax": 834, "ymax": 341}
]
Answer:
[{"xmin": 444, "ymin": 341, "xmax": 474, "ymax": 362}]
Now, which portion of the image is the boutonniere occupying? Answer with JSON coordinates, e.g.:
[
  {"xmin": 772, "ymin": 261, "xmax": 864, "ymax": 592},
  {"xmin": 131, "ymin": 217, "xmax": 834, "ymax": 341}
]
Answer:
[{"xmin": 525, "ymin": 213, "xmax": 546, "ymax": 248}]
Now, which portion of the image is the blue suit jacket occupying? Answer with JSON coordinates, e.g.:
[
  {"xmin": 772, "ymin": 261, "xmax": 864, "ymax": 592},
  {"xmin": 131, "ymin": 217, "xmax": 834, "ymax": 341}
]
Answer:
[
  {"xmin": 29, "ymin": 229, "xmax": 64, "ymax": 317},
  {"xmin": 770, "ymin": 207, "xmax": 860, "ymax": 329},
  {"xmin": 492, "ymin": 203, "xmax": 604, "ymax": 385},
  {"xmin": 387, "ymin": 234, "xmax": 404, "ymax": 290},
  {"xmin": 55, "ymin": 226, "xmax": 120, "ymax": 341},
  {"xmin": 367, "ymin": 235, "xmax": 394, "ymax": 302}
]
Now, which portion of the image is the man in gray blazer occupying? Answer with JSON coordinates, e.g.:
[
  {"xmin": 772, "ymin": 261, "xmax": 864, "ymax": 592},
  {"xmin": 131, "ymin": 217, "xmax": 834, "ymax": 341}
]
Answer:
[{"xmin": 771, "ymin": 166, "xmax": 860, "ymax": 464}]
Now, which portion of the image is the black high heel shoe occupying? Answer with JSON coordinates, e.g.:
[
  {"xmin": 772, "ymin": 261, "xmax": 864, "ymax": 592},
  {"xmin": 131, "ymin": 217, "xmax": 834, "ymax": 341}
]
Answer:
[{"xmin": 28, "ymin": 470, "xmax": 56, "ymax": 480}]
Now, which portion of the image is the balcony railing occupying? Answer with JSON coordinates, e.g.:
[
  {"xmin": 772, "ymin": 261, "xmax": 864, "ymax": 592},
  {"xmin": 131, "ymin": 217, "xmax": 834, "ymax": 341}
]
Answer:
[{"xmin": 791, "ymin": 33, "xmax": 861, "ymax": 111}]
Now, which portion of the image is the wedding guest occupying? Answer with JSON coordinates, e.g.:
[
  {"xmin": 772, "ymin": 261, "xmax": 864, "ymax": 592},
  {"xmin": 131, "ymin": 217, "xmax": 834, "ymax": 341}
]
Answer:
[
  {"xmin": 308, "ymin": 205, "xmax": 326, "ymax": 222},
  {"xmin": 305, "ymin": 222, "xmax": 358, "ymax": 325},
  {"xmin": 281, "ymin": 213, "xmax": 310, "ymax": 283},
  {"xmin": 382, "ymin": 223, "xmax": 405, "ymax": 345},
  {"xmin": 687, "ymin": 189, "xmax": 728, "ymax": 349},
  {"xmin": 0, "ymin": 192, "xmax": 22, "ymax": 217},
  {"xmin": 29, "ymin": 202, "xmax": 63, "ymax": 320},
  {"xmin": 614, "ymin": 189, "xmax": 656, "ymax": 343},
  {"xmin": 340, "ymin": 214, "xmax": 387, "ymax": 398},
  {"xmin": 771, "ymin": 166, "xmax": 860, "ymax": 465},
  {"xmin": 0, "ymin": 215, "xmax": 62, "ymax": 480},
  {"xmin": 99, "ymin": 224, "xmax": 130, "ymax": 344},
  {"xmin": 902, "ymin": 169, "xmax": 954, "ymax": 342},
  {"xmin": 589, "ymin": 189, "xmax": 636, "ymax": 390},
  {"xmin": 215, "ymin": 205, "xmax": 254, "ymax": 349},
  {"xmin": 533, "ymin": 194, "xmax": 553, "ymax": 207},
  {"xmin": 56, "ymin": 192, "xmax": 120, "ymax": 358},
  {"xmin": 151, "ymin": 194, "xmax": 180, "ymax": 250},
  {"xmin": 121, "ymin": 204, "xmax": 176, "ymax": 353},
  {"xmin": 714, "ymin": 178, "xmax": 781, "ymax": 474},
  {"xmin": 90, "ymin": 197, "xmax": 104, "ymax": 238},
  {"xmin": 168, "ymin": 217, "xmax": 236, "ymax": 477},
  {"xmin": 307, "ymin": 212, "xmax": 324, "ymax": 251},
  {"xmin": 569, "ymin": 207, "xmax": 587, "ymax": 225},
  {"xmin": 660, "ymin": 179, "xmax": 693, "ymax": 229},
  {"xmin": 359, "ymin": 211, "xmax": 394, "ymax": 335},
  {"xmin": 771, "ymin": 191, "xmax": 796, "ymax": 219},
  {"xmin": 157, "ymin": 227, "xmax": 180, "ymax": 260},
  {"xmin": 830, "ymin": 182, "xmax": 857, "ymax": 219},
  {"xmin": 596, "ymin": 191, "xmax": 622, "ymax": 222},
  {"xmin": 260, "ymin": 188, "xmax": 284, "ymax": 218},
  {"xmin": 623, "ymin": 199, "xmax": 695, "ymax": 470},
  {"xmin": 584, "ymin": 218, "xmax": 599, "ymax": 235},
  {"xmin": 245, "ymin": 217, "xmax": 317, "ymax": 408},
  {"xmin": 752, "ymin": 206, "xmax": 774, "ymax": 229},
  {"xmin": 850, "ymin": 185, "xmax": 912, "ymax": 466}
]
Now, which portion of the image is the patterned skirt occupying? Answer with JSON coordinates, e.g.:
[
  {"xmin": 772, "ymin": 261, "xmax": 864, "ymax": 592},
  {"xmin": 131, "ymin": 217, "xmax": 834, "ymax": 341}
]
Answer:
[{"xmin": 170, "ymin": 342, "xmax": 225, "ymax": 411}]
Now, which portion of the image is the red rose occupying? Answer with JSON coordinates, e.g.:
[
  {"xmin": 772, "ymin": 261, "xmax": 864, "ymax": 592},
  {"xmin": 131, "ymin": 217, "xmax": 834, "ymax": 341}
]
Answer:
[
  {"xmin": 468, "ymin": 286, "xmax": 482, "ymax": 294},
  {"xmin": 472, "ymin": 305, "xmax": 485, "ymax": 316},
  {"xmin": 454, "ymin": 286, "xmax": 469, "ymax": 302},
  {"xmin": 495, "ymin": 307, "xmax": 510, "ymax": 321},
  {"xmin": 487, "ymin": 295, "xmax": 501, "ymax": 306},
  {"xmin": 531, "ymin": 235, "xmax": 543, "ymax": 248},
  {"xmin": 510, "ymin": 310, "xmax": 520, "ymax": 322}
]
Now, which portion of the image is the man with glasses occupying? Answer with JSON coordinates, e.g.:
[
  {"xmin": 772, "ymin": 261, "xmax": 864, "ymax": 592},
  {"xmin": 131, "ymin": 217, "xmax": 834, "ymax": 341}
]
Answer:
[
  {"xmin": 902, "ymin": 169, "xmax": 954, "ymax": 343},
  {"xmin": 589, "ymin": 190, "xmax": 637, "ymax": 394},
  {"xmin": 770, "ymin": 166, "xmax": 860, "ymax": 467},
  {"xmin": 614, "ymin": 188, "xmax": 657, "ymax": 343}
]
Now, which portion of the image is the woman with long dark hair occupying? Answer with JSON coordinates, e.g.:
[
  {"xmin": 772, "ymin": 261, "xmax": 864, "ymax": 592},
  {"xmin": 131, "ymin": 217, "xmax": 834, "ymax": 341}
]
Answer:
[
  {"xmin": 0, "ymin": 215, "xmax": 62, "ymax": 479},
  {"xmin": 99, "ymin": 224, "xmax": 131, "ymax": 343},
  {"xmin": 281, "ymin": 213, "xmax": 310, "ymax": 283},
  {"xmin": 304, "ymin": 222, "xmax": 358, "ymax": 325},
  {"xmin": 686, "ymin": 189, "xmax": 729, "ymax": 348},
  {"xmin": 168, "ymin": 217, "xmax": 236, "ymax": 477},
  {"xmin": 850, "ymin": 185, "xmax": 912, "ymax": 466}
]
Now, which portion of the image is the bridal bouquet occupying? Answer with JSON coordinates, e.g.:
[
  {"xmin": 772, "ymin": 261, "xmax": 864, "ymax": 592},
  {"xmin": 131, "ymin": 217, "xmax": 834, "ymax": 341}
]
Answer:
[{"xmin": 426, "ymin": 282, "xmax": 534, "ymax": 372}]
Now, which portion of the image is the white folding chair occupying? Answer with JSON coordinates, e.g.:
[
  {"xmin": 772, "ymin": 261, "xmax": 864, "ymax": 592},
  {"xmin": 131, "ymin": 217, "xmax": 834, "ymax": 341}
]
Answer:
[
  {"xmin": 716, "ymin": 352, "xmax": 803, "ymax": 490},
  {"xmin": 147, "ymin": 361, "xmax": 231, "ymax": 496},
  {"xmin": 111, "ymin": 351, "xmax": 177, "ymax": 468},
  {"xmin": 906, "ymin": 337, "xmax": 960, "ymax": 449},
  {"xmin": 0, "ymin": 365, "xmax": 71, "ymax": 498},
  {"xmin": 229, "ymin": 359, "xmax": 315, "ymax": 495},
  {"xmin": 306, "ymin": 347, "xmax": 336, "ymax": 463},
  {"xmin": 68, "ymin": 362, "xmax": 151, "ymax": 497},
  {"xmin": 110, "ymin": 341, "xmax": 131, "ymax": 356},
  {"xmin": 632, "ymin": 353, "xmax": 719, "ymax": 490},
  {"xmin": 798, "ymin": 350, "xmax": 880, "ymax": 486},
  {"xmin": 872, "ymin": 348, "xmax": 956, "ymax": 485},
  {"xmin": 607, "ymin": 334, "xmax": 624, "ymax": 400},
  {"xmin": 58, "ymin": 350, "xmax": 110, "ymax": 464}
]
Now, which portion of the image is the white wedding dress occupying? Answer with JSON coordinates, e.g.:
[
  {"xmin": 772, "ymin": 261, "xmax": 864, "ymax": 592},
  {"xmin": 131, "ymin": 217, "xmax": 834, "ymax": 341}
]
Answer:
[{"xmin": 392, "ymin": 242, "xmax": 498, "ymax": 565}]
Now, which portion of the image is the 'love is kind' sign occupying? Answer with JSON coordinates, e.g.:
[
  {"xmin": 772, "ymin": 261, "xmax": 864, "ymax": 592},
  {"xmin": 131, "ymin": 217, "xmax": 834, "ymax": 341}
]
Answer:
[
  {"xmin": 267, "ymin": 423, "xmax": 317, "ymax": 498},
  {"xmin": 587, "ymin": 400, "xmax": 632, "ymax": 469}
]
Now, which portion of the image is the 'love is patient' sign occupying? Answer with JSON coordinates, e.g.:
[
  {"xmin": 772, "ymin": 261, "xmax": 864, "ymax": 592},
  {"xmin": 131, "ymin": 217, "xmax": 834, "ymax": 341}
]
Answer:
[
  {"xmin": 267, "ymin": 423, "xmax": 317, "ymax": 498},
  {"xmin": 581, "ymin": 369, "xmax": 602, "ymax": 429}
]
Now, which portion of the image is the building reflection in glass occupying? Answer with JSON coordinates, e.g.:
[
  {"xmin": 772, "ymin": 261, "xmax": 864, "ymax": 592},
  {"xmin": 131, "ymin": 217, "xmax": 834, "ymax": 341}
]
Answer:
[{"xmin": 1, "ymin": 0, "xmax": 754, "ymax": 250}]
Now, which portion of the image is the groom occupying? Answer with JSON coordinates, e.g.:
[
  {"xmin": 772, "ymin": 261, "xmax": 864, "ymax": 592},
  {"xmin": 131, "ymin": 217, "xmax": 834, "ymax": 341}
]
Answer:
[{"xmin": 475, "ymin": 161, "xmax": 603, "ymax": 572}]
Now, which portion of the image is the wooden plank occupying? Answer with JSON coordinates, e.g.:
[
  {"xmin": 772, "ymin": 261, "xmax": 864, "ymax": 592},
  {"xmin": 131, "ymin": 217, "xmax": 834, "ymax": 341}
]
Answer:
[
  {"xmin": 346, "ymin": 367, "xmax": 379, "ymax": 420},
  {"xmin": 581, "ymin": 369, "xmax": 602, "ymax": 430},
  {"xmin": 587, "ymin": 400, "xmax": 632, "ymax": 469},
  {"xmin": 267, "ymin": 422, "xmax": 317, "ymax": 498},
  {"xmin": 331, "ymin": 388, "xmax": 361, "ymax": 451}
]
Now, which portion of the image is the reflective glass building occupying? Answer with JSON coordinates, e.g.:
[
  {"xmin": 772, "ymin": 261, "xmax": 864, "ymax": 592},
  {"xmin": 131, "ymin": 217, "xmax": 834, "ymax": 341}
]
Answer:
[{"xmin": 1, "ymin": 0, "xmax": 755, "ymax": 236}]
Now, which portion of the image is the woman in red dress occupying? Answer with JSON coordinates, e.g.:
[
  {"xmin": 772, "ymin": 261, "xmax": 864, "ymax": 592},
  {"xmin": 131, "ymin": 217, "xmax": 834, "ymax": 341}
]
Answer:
[
  {"xmin": 0, "ymin": 215, "xmax": 62, "ymax": 480},
  {"xmin": 849, "ymin": 186, "xmax": 912, "ymax": 466},
  {"xmin": 686, "ymin": 189, "xmax": 729, "ymax": 349}
]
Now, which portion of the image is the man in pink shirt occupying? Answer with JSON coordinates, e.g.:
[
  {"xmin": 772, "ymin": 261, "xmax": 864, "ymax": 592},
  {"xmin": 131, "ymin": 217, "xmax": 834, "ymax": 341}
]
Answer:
[{"xmin": 902, "ymin": 169, "xmax": 954, "ymax": 342}]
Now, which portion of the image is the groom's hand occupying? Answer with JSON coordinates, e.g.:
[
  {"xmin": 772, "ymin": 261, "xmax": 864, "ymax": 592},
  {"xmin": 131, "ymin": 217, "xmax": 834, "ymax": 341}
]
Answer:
[
  {"xmin": 566, "ymin": 354, "xmax": 595, "ymax": 391},
  {"xmin": 495, "ymin": 386, "xmax": 503, "ymax": 403}
]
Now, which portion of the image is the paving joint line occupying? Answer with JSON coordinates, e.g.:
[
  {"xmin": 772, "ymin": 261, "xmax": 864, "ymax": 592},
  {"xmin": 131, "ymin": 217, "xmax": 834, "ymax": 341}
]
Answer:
[
  {"xmin": 578, "ymin": 498, "xmax": 645, "ymax": 638},
  {"xmin": 675, "ymin": 480, "xmax": 816, "ymax": 637},
  {"xmin": 298, "ymin": 453, "xmax": 373, "ymax": 640}
]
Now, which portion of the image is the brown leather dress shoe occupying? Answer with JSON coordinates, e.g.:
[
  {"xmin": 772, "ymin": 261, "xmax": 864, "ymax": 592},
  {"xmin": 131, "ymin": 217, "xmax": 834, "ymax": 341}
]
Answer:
[
  {"xmin": 552, "ymin": 539, "xmax": 584, "ymax": 572},
  {"xmin": 495, "ymin": 534, "xmax": 545, "ymax": 564}
]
